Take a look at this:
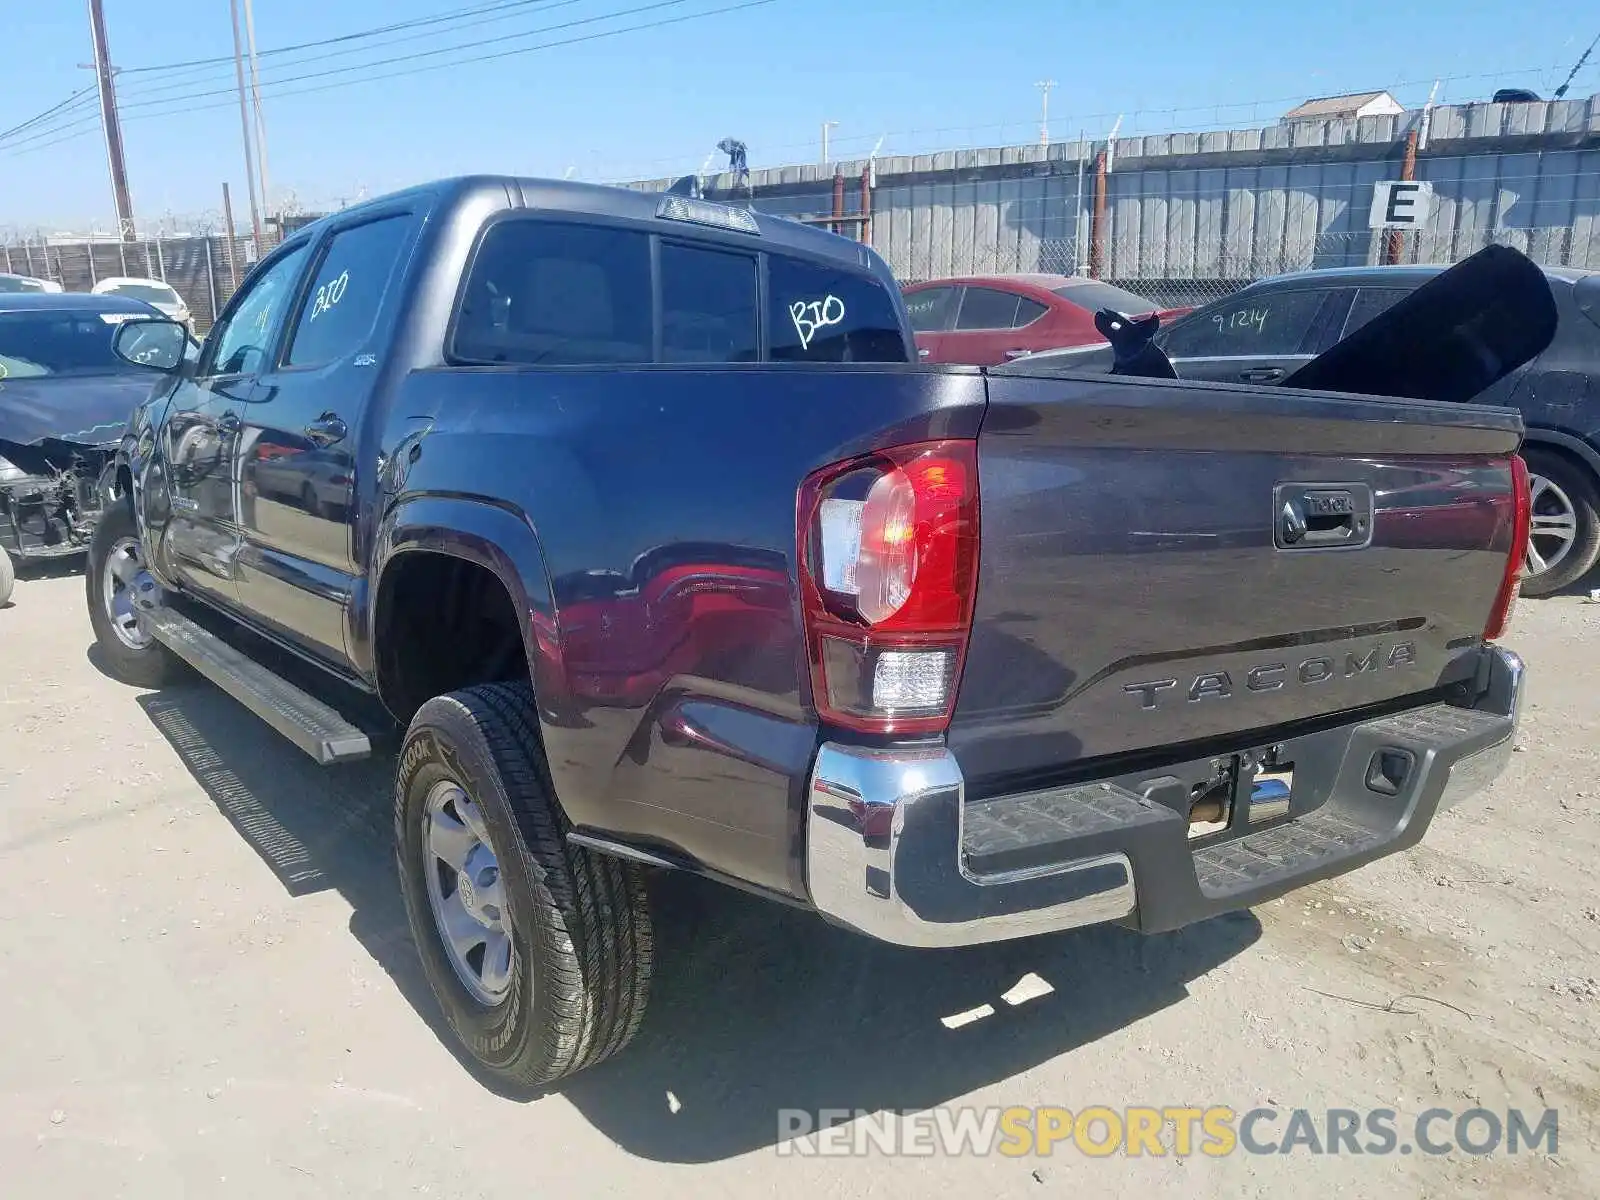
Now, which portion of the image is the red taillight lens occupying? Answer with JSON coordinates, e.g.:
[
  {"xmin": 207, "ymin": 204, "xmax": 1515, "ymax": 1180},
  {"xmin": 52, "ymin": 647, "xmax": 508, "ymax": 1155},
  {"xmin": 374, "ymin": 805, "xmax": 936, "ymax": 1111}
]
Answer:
[
  {"xmin": 798, "ymin": 439, "xmax": 979, "ymax": 734},
  {"xmin": 1484, "ymin": 453, "xmax": 1531, "ymax": 641}
]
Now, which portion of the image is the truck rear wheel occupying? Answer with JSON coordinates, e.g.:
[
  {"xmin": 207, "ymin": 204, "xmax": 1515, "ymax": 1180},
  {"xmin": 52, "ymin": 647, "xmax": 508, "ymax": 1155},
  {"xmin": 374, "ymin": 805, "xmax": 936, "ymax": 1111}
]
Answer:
[
  {"xmin": 395, "ymin": 682, "xmax": 653, "ymax": 1089},
  {"xmin": 85, "ymin": 503, "xmax": 181, "ymax": 687}
]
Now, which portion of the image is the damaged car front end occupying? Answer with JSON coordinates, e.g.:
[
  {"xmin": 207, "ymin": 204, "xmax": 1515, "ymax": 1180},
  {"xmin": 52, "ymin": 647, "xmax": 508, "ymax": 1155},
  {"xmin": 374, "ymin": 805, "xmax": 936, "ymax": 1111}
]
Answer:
[
  {"xmin": 0, "ymin": 436, "xmax": 120, "ymax": 565},
  {"xmin": 1, "ymin": 293, "xmax": 176, "ymax": 603}
]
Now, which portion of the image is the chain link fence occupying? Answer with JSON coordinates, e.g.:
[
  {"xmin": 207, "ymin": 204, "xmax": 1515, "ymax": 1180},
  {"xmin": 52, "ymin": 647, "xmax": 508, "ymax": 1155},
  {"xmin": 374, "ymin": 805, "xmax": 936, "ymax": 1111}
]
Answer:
[
  {"xmin": 879, "ymin": 223, "xmax": 1599, "ymax": 310},
  {"xmin": 1, "ymin": 218, "xmax": 296, "ymax": 333}
]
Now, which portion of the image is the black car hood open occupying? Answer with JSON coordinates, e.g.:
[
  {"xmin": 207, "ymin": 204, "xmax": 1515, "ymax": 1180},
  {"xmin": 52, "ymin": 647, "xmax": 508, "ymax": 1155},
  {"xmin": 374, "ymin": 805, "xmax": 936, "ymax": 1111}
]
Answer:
[{"xmin": 0, "ymin": 371, "xmax": 157, "ymax": 449}]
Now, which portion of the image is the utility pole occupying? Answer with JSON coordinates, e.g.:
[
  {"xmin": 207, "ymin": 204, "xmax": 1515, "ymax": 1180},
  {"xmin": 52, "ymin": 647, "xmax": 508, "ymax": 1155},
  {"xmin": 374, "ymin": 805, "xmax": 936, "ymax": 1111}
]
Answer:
[
  {"xmin": 229, "ymin": 0, "xmax": 265, "ymax": 251},
  {"xmin": 85, "ymin": 0, "xmax": 135, "ymax": 240},
  {"xmin": 1036, "ymin": 80, "xmax": 1056, "ymax": 148},
  {"xmin": 243, "ymin": 0, "xmax": 272, "ymax": 222},
  {"xmin": 821, "ymin": 120, "xmax": 838, "ymax": 166}
]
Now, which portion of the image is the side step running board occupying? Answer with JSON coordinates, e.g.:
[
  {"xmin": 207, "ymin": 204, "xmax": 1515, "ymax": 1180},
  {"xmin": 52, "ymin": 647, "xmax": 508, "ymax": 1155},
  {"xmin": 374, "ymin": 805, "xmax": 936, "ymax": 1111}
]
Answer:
[{"xmin": 145, "ymin": 608, "xmax": 372, "ymax": 765}]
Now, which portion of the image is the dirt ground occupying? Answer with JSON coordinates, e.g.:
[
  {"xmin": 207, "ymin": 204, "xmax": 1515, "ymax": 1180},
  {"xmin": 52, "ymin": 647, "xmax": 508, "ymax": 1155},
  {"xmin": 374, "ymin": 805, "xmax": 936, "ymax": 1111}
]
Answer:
[{"xmin": 1, "ymin": 567, "xmax": 1596, "ymax": 1198}]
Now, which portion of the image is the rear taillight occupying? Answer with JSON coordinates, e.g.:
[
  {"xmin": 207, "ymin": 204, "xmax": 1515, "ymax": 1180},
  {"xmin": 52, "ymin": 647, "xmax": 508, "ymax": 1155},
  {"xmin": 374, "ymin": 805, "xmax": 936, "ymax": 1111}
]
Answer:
[
  {"xmin": 797, "ymin": 439, "xmax": 979, "ymax": 734},
  {"xmin": 1484, "ymin": 453, "xmax": 1532, "ymax": 641}
]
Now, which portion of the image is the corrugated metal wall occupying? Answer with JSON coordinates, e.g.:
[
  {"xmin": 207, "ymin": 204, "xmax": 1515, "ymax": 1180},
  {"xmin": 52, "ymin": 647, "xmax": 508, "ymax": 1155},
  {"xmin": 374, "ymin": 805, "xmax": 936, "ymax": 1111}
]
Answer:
[{"xmin": 644, "ymin": 93, "xmax": 1600, "ymax": 299}]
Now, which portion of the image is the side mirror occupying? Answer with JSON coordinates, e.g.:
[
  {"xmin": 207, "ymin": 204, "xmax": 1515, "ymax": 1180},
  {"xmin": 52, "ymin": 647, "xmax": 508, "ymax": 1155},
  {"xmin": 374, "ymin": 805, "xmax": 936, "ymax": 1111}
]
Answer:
[{"xmin": 112, "ymin": 316, "xmax": 191, "ymax": 373}]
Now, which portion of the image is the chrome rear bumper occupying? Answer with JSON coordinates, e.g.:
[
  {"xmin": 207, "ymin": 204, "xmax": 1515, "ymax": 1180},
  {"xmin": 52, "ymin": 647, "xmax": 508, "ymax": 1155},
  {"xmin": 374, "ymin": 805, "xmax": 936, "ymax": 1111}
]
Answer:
[{"xmin": 805, "ymin": 645, "xmax": 1523, "ymax": 948}]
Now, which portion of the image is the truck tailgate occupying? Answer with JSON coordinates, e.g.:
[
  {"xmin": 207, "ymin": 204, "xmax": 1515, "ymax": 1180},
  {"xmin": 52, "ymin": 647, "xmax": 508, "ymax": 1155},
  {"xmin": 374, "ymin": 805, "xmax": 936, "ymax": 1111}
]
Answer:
[{"xmin": 949, "ymin": 371, "xmax": 1524, "ymax": 785}]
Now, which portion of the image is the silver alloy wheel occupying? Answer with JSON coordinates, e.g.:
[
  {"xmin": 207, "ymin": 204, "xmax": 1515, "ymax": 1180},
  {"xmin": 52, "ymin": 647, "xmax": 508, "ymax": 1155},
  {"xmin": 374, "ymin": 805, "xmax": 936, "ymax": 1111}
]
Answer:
[
  {"xmin": 101, "ymin": 536, "xmax": 152, "ymax": 651},
  {"xmin": 1526, "ymin": 472, "xmax": 1578, "ymax": 578},
  {"xmin": 422, "ymin": 779, "xmax": 516, "ymax": 1006}
]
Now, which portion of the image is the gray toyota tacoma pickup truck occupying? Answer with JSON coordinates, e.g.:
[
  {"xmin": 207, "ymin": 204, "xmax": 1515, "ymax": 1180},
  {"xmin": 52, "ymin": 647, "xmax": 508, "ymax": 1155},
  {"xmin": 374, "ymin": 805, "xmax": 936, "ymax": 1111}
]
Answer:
[{"xmin": 84, "ymin": 176, "xmax": 1533, "ymax": 1090}]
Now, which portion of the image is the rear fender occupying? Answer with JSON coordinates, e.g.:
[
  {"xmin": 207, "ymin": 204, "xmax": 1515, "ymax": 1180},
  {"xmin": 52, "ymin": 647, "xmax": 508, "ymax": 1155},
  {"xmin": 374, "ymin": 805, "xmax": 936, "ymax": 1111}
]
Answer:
[{"xmin": 366, "ymin": 491, "xmax": 554, "ymax": 675}]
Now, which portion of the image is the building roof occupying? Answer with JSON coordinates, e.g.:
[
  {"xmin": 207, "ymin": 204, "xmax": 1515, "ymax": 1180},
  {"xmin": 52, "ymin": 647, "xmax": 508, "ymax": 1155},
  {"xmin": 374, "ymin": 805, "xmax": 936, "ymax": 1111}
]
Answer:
[{"xmin": 1283, "ymin": 91, "xmax": 1396, "ymax": 120}]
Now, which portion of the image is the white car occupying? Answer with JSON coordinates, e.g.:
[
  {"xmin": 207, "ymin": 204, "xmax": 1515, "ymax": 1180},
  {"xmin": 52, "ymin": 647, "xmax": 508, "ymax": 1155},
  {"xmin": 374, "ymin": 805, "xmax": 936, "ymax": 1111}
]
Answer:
[
  {"xmin": 90, "ymin": 276, "xmax": 192, "ymax": 330},
  {"xmin": 0, "ymin": 272, "xmax": 63, "ymax": 294}
]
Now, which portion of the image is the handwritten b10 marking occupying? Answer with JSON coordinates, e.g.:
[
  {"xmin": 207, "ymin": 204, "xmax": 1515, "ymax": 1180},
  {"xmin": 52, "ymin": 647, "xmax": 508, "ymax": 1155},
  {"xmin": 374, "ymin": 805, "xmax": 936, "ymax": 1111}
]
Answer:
[{"xmin": 790, "ymin": 295, "xmax": 845, "ymax": 350}]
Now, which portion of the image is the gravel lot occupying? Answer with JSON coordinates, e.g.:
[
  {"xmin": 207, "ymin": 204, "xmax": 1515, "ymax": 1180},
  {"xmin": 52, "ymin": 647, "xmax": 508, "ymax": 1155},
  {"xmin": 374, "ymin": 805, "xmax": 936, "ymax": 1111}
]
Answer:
[{"xmin": 1, "ymin": 568, "xmax": 1596, "ymax": 1198}]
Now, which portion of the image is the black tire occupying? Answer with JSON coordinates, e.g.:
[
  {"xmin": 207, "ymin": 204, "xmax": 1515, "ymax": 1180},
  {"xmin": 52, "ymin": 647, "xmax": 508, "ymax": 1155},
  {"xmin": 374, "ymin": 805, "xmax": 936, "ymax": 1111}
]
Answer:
[
  {"xmin": 395, "ymin": 682, "xmax": 653, "ymax": 1089},
  {"xmin": 85, "ymin": 502, "xmax": 182, "ymax": 687},
  {"xmin": 1520, "ymin": 448, "xmax": 1600, "ymax": 597},
  {"xmin": 0, "ymin": 547, "xmax": 13, "ymax": 607}
]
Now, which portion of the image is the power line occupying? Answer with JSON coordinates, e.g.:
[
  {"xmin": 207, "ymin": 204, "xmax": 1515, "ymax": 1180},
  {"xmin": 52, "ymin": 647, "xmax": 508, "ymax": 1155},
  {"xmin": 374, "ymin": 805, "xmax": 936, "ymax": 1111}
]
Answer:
[
  {"xmin": 120, "ymin": 0, "xmax": 560, "ymax": 75},
  {"xmin": 113, "ymin": 0, "xmax": 593, "ymax": 105},
  {"xmin": 0, "ymin": 0, "xmax": 774, "ymax": 160},
  {"xmin": 0, "ymin": 0, "xmax": 595, "ymax": 146},
  {"xmin": 116, "ymin": 0, "xmax": 717, "ymax": 114},
  {"xmin": 0, "ymin": 86, "xmax": 98, "ymax": 143}
]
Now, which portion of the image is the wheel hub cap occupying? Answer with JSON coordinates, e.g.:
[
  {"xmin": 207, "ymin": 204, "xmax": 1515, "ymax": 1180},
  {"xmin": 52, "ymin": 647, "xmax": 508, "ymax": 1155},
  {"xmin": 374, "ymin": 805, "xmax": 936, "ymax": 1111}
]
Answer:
[
  {"xmin": 102, "ymin": 537, "xmax": 152, "ymax": 651},
  {"xmin": 1526, "ymin": 472, "xmax": 1577, "ymax": 578},
  {"xmin": 422, "ymin": 780, "xmax": 515, "ymax": 1006}
]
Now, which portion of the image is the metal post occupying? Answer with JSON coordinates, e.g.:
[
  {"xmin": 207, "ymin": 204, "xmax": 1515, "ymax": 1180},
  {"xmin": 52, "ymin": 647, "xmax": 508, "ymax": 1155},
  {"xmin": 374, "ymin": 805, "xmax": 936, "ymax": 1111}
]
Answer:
[
  {"xmin": 1386, "ymin": 127, "xmax": 1418, "ymax": 266},
  {"xmin": 1090, "ymin": 150, "xmax": 1108, "ymax": 279},
  {"xmin": 204, "ymin": 237, "xmax": 219, "ymax": 330},
  {"xmin": 222, "ymin": 182, "xmax": 240, "ymax": 291},
  {"xmin": 1036, "ymin": 80, "xmax": 1056, "ymax": 148},
  {"xmin": 821, "ymin": 120, "xmax": 838, "ymax": 165},
  {"xmin": 155, "ymin": 234, "xmax": 166, "ymax": 281},
  {"xmin": 87, "ymin": 0, "xmax": 136, "ymax": 240},
  {"xmin": 85, "ymin": 240, "xmax": 99, "ymax": 286},
  {"xmin": 23, "ymin": 240, "xmax": 35, "ymax": 276},
  {"xmin": 1074, "ymin": 131, "xmax": 1087, "ymax": 273},
  {"xmin": 144, "ymin": 240, "xmax": 153, "ymax": 277},
  {"xmin": 831, "ymin": 168, "xmax": 845, "ymax": 237},
  {"xmin": 118, "ymin": 238, "xmax": 128, "ymax": 275},
  {"xmin": 228, "ymin": 0, "xmax": 265, "ymax": 251},
  {"xmin": 2, "ymin": 244, "xmax": 10, "ymax": 273},
  {"xmin": 859, "ymin": 162, "xmax": 873, "ymax": 246},
  {"xmin": 243, "ymin": 0, "xmax": 272, "ymax": 222}
]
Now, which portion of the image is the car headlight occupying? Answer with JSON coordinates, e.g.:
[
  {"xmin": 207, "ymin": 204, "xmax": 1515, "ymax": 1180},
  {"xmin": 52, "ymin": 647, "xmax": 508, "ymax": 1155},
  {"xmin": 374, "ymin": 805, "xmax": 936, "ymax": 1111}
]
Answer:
[{"xmin": 0, "ymin": 455, "xmax": 26, "ymax": 483}]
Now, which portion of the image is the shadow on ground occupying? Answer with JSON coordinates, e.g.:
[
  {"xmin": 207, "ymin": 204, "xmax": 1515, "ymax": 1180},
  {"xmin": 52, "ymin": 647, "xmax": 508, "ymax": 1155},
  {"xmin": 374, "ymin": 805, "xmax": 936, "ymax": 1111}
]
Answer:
[{"xmin": 134, "ymin": 678, "xmax": 1261, "ymax": 1163}]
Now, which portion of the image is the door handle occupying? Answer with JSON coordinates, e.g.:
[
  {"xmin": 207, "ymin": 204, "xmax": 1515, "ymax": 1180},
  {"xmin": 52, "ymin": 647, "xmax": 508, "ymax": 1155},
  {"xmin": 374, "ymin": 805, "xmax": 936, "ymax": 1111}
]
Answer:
[
  {"xmin": 1239, "ymin": 366, "xmax": 1285, "ymax": 383},
  {"xmin": 1003, "ymin": 349, "xmax": 1032, "ymax": 360},
  {"xmin": 303, "ymin": 414, "xmax": 348, "ymax": 446},
  {"xmin": 917, "ymin": 347, "xmax": 931, "ymax": 359}
]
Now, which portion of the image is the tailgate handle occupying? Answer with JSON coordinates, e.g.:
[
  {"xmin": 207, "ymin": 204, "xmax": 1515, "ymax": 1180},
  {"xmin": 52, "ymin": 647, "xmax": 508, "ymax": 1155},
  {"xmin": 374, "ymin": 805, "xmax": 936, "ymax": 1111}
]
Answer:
[{"xmin": 1275, "ymin": 483, "xmax": 1373, "ymax": 550}]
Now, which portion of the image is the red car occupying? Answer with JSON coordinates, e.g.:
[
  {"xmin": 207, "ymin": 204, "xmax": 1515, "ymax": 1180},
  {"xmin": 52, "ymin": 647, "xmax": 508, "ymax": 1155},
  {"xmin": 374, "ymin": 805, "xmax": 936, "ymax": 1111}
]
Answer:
[{"xmin": 902, "ymin": 273, "xmax": 1191, "ymax": 366}]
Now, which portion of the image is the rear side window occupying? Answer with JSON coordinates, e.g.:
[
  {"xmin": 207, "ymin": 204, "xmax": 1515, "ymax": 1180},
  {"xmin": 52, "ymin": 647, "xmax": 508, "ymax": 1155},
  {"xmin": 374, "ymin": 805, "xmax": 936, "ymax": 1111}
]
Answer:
[
  {"xmin": 956, "ymin": 287, "xmax": 1023, "ymax": 330},
  {"xmin": 903, "ymin": 286, "xmax": 959, "ymax": 332},
  {"xmin": 1054, "ymin": 281, "xmax": 1160, "ymax": 315},
  {"xmin": 660, "ymin": 242, "xmax": 758, "ymax": 363},
  {"xmin": 768, "ymin": 255, "xmax": 907, "ymax": 362},
  {"xmin": 287, "ymin": 215, "xmax": 413, "ymax": 367},
  {"xmin": 1014, "ymin": 296, "xmax": 1048, "ymax": 326},
  {"xmin": 1341, "ymin": 287, "xmax": 1412, "ymax": 341},
  {"xmin": 1160, "ymin": 289, "xmax": 1329, "ymax": 358},
  {"xmin": 454, "ymin": 221, "xmax": 652, "ymax": 365}
]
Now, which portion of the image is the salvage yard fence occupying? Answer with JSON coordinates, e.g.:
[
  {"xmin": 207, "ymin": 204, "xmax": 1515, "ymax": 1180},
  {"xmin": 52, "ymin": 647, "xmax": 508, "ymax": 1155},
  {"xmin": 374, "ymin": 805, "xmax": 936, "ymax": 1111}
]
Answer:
[
  {"xmin": 1, "ymin": 229, "xmax": 283, "ymax": 334},
  {"xmin": 9, "ymin": 93, "xmax": 1599, "ymax": 330},
  {"xmin": 640, "ymin": 92, "xmax": 1600, "ymax": 311}
]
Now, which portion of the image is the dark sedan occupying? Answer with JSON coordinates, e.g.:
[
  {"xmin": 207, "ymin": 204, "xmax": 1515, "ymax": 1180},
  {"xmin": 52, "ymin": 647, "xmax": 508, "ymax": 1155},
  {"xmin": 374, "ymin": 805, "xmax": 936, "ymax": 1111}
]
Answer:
[
  {"xmin": 1027, "ymin": 263, "xmax": 1600, "ymax": 596},
  {"xmin": 0, "ymin": 291, "xmax": 173, "ymax": 603}
]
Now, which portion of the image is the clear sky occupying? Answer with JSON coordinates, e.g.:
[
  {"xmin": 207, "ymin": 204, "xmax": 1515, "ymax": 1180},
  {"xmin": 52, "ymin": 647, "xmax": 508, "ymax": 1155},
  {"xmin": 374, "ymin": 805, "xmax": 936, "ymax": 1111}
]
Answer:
[{"xmin": 1, "ymin": 0, "xmax": 1594, "ymax": 233}]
